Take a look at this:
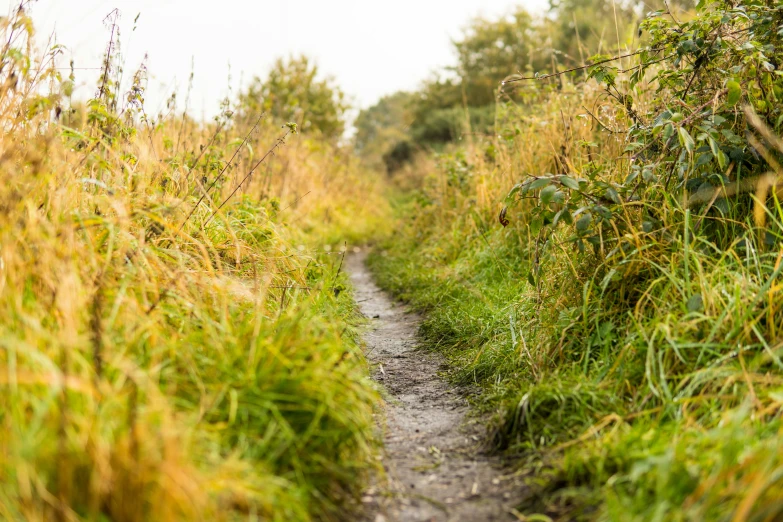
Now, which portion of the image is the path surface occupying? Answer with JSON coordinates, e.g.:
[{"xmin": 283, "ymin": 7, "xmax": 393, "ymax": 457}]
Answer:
[{"xmin": 347, "ymin": 252, "xmax": 522, "ymax": 522}]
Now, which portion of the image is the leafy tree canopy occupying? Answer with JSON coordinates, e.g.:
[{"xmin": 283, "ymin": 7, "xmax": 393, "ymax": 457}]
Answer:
[
  {"xmin": 453, "ymin": 8, "xmax": 539, "ymax": 106},
  {"xmin": 354, "ymin": 91, "xmax": 414, "ymax": 156},
  {"xmin": 356, "ymin": 0, "xmax": 696, "ymax": 165},
  {"xmin": 240, "ymin": 55, "xmax": 347, "ymax": 140}
]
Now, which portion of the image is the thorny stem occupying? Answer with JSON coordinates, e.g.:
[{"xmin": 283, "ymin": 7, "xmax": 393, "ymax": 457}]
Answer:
[
  {"xmin": 178, "ymin": 113, "xmax": 265, "ymax": 231},
  {"xmin": 504, "ymin": 47, "xmax": 665, "ymax": 84},
  {"xmin": 97, "ymin": 9, "xmax": 119, "ymax": 102},
  {"xmin": 202, "ymin": 129, "xmax": 291, "ymax": 228}
]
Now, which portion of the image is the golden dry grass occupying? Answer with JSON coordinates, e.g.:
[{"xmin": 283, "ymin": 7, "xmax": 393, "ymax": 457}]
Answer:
[{"xmin": 0, "ymin": 7, "xmax": 390, "ymax": 521}]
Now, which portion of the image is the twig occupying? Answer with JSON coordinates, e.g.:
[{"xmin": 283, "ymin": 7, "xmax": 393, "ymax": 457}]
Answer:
[
  {"xmin": 201, "ymin": 129, "xmax": 291, "ymax": 228},
  {"xmin": 332, "ymin": 243, "xmax": 347, "ymax": 289},
  {"xmin": 175, "ymin": 57, "xmax": 195, "ymax": 155},
  {"xmin": 582, "ymin": 105, "xmax": 623, "ymax": 133},
  {"xmin": 280, "ymin": 190, "xmax": 312, "ymax": 212},
  {"xmin": 664, "ymin": 0, "xmax": 682, "ymax": 25},
  {"xmin": 504, "ymin": 47, "xmax": 663, "ymax": 84},
  {"xmin": 96, "ymin": 9, "xmax": 119, "ymax": 102},
  {"xmin": 182, "ymin": 120, "xmax": 225, "ymax": 186},
  {"xmin": 179, "ymin": 113, "xmax": 265, "ymax": 231}
]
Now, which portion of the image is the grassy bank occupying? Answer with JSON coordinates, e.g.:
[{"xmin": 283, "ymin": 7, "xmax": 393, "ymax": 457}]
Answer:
[
  {"xmin": 0, "ymin": 8, "xmax": 389, "ymax": 521},
  {"xmin": 368, "ymin": 0, "xmax": 783, "ymax": 519}
]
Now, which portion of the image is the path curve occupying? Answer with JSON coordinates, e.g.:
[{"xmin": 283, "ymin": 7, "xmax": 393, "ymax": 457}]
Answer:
[{"xmin": 347, "ymin": 252, "xmax": 521, "ymax": 522}]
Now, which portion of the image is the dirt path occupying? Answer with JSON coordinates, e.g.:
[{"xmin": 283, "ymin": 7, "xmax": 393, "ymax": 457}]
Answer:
[{"xmin": 347, "ymin": 252, "xmax": 522, "ymax": 522}]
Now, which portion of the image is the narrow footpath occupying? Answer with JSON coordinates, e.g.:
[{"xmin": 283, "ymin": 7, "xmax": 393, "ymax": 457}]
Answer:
[{"xmin": 347, "ymin": 252, "xmax": 522, "ymax": 522}]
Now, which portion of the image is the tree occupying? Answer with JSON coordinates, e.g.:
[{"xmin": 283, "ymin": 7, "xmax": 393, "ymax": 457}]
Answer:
[
  {"xmin": 452, "ymin": 8, "xmax": 541, "ymax": 106},
  {"xmin": 358, "ymin": 0, "xmax": 683, "ymax": 155},
  {"xmin": 546, "ymin": 0, "xmax": 638, "ymax": 69},
  {"xmin": 354, "ymin": 91, "xmax": 416, "ymax": 170},
  {"xmin": 239, "ymin": 55, "xmax": 347, "ymax": 140},
  {"xmin": 354, "ymin": 91, "xmax": 414, "ymax": 155}
]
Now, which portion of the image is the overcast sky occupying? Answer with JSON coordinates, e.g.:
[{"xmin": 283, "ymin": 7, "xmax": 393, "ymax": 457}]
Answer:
[{"xmin": 5, "ymin": 0, "xmax": 547, "ymax": 119}]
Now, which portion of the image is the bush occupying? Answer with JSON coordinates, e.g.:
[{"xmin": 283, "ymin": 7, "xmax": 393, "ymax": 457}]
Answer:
[{"xmin": 368, "ymin": 0, "xmax": 783, "ymax": 519}]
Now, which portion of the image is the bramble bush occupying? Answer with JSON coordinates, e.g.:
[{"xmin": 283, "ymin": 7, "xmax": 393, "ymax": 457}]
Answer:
[{"xmin": 368, "ymin": 0, "xmax": 783, "ymax": 519}]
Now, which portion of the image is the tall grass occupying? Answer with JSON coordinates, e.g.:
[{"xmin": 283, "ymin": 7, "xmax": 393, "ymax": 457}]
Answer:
[
  {"xmin": 369, "ymin": 9, "xmax": 783, "ymax": 520},
  {"xmin": 0, "ymin": 6, "xmax": 389, "ymax": 521}
]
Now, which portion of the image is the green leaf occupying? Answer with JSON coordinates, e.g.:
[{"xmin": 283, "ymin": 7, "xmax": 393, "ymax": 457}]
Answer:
[
  {"xmin": 540, "ymin": 185, "xmax": 557, "ymax": 204},
  {"xmin": 576, "ymin": 213, "xmax": 592, "ymax": 233},
  {"xmin": 678, "ymin": 127, "xmax": 695, "ymax": 154},
  {"xmin": 709, "ymin": 137, "xmax": 728, "ymax": 170},
  {"xmin": 552, "ymin": 208, "xmax": 573, "ymax": 227},
  {"xmin": 687, "ymin": 294, "xmax": 703, "ymax": 313},
  {"xmin": 726, "ymin": 80, "xmax": 741, "ymax": 106},
  {"xmin": 721, "ymin": 128, "xmax": 742, "ymax": 144},
  {"xmin": 523, "ymin": 515, "xmax": 554, "ymax": 522},
  {"xmin": 506, "ymin": 183, "xmax": 523, "ymax": 201},
  {"xmin": 695, "ymin": 153, "xmax": 713, "ymax": 167},
  {"xmin": 717, "ymin": 150, "xmax": 729, "ymax": 170},
  {"xmin": 559, "ymin": 175, "xmax": 580, "ymax": 190},
  {"xmin": 708, "ymin": 137, "xmax": 720, "ymax": 157},
  {"xmin": 530, "ymin": 215, "xmax": 544, "ymax": 234},
  {"xmin": 595, "ymin": 205, "xmax": 612, "ymax": 221},
  {"xmin": 663, "ymin": 123, "xmax": 674, "ymax": 142},
  {"xmin": 529, "ymin": 177, "xmax": 552, "ymax": 190}
]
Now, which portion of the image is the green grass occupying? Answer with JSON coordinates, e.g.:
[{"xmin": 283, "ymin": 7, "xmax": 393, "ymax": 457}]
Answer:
[
  {"xmin": 0, "ymin": 187, "xmax": 381, "ymax": 521},
  {"xmin": 369, "ymin": 182, "xmax": 783, "ymax": 520},
  {"xmin": 0, "ymin": 9, "xmax": 390, "ymax": 519},
  {"xmin": 364, "ymin": 6, "xmax": 783, "ymax": 515}
]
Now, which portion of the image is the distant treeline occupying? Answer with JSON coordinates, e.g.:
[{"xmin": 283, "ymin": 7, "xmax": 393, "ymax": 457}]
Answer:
[{"xmin": 353, "ymin": 0, "xmax": 691, "ymax": 172}]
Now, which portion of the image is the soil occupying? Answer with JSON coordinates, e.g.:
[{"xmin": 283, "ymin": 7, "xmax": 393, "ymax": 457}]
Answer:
[{"xmin": 347, "ymin": 252, "xmax": 524, "ymax": 522}]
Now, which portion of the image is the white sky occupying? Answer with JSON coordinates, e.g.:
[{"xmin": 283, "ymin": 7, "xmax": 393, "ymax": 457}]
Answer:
[{"xmin": 6, "ymin": 0, "xmax": 547, "ymax": 120}]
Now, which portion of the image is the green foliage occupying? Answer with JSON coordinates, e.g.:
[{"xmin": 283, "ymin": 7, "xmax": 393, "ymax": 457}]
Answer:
[
  {"xmin": 355, "ymin": 0, "xmax": 651, "ymax": 164},
  {"xmin": 354, "ymin": 91, "xmax": 414, "ymax": 155},
  {"xmin": 382, "ymin": 139, "xmax": 415, "ymax": 174},
  {"xmin": 239, "ymin": 55, "xmax": 347, "ymax": 140},
  {"xmin": 546, "ymin": 0, "xmax": 637, "ymax": 69},
  {"xmin": 369, "ymin": 1, "xmax": 783, "ymax": 520},
  {"xmin": 452, "ymin": 9, "xmax": 539, "ymax": 106},
  {"xmin": 505, "ymin": 0, "xmax": 783, "ymax": 261},
  {"xmin": 0, "ymin": 7, "xmax": 389, "ymax": 521},
  {"xmin": 411, "ymin": 104, "xmax": 497, "ymax": 145}
]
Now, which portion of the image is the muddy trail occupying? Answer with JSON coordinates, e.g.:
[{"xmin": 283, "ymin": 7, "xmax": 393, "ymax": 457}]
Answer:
[{"xmin": 347, "ymin": 252, "xmax": 523, "ymax": 522}]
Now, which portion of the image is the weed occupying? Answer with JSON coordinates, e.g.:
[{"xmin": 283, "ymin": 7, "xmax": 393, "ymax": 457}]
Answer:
[
  {"xmin": 0, "ymin": 6, "xmax": 390, "ymax": 521},
  {"xmin": 368, "ymin": 0, "xmax": 783, "ymax": 519}
]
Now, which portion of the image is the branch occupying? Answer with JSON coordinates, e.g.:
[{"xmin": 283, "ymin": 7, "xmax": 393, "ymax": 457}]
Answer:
[
  {"xmin": 178, "ymin": 112, "xmax": 265, "ymax": 231},
  {"xmin": 201, "ymin": 129, "xmax": 292, "ymax": 228},
  {"xmin": 582, "ymin": 105, "xmax": 624, "ymax": 134},
  {"xmin": 503, "ymin": 48, "xmax": 664, "ymax": 84}
]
